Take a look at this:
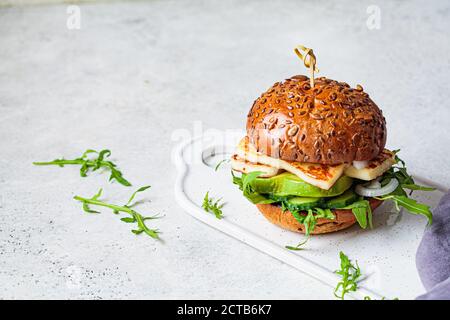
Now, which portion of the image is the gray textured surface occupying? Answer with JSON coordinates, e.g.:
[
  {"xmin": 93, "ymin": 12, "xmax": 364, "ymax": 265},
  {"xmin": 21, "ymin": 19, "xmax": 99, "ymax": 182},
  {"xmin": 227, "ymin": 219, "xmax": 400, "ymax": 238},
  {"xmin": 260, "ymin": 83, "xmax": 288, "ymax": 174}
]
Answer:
[{"xmin": 0, "ymin": 0, "xmax": 449, "ymax": 299}]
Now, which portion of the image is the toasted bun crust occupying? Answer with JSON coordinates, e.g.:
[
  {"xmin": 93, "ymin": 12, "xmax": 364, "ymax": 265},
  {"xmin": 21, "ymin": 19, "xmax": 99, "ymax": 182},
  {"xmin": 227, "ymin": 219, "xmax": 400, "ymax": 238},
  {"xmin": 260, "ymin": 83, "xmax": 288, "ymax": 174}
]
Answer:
[
  {"xmin": 256, "ymin": 198, "xmax": 383, "ymax": 234},
  {"xmin": 246, "ymin": 75, "xmax": 387, "ymax": 165}
]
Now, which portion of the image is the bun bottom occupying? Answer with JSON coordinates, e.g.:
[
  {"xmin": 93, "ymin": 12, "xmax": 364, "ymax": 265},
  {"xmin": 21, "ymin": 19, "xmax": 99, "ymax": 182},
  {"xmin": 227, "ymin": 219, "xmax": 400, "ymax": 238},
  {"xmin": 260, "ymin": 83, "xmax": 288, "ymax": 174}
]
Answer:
[{"xmin": 256, "ymin": 199, "xmax": 383, "ymax": 234}]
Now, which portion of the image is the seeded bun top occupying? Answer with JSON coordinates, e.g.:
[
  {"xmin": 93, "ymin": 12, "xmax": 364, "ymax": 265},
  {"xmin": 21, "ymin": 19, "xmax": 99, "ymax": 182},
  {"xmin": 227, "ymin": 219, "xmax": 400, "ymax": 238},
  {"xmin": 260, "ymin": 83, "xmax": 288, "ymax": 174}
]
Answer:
[{"xmin": 246, "ymin": 75, "xmax": 387, "ymax": 165}]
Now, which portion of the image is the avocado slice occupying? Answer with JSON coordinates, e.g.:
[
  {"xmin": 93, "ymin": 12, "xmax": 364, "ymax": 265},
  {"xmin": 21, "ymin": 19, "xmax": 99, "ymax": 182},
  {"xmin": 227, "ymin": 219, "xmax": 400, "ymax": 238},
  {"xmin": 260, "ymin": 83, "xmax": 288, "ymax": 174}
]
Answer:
[
  {"xmin": 326, "ymin": 189, "xmax": 358, "ymax": 209},
  {"xmin": 249, "ymin": 172, "xmax": 353, "ymax": 197}
]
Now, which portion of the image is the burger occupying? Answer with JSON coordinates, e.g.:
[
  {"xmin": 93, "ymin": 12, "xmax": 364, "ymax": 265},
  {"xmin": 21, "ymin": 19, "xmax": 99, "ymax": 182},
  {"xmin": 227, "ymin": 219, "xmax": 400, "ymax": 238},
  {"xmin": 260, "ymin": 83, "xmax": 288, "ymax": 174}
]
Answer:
[{"xmin": 231, "ymin": 74, "xmax": 434, "ymax": 237}]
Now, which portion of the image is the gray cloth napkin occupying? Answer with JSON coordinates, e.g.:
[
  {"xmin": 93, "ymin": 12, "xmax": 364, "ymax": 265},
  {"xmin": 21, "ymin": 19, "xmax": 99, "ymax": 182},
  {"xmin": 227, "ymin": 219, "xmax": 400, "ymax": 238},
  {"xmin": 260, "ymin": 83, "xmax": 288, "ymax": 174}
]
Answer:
[{"xmin": 416, "ymin": 190, "xmax": 450, "ymax": 300}]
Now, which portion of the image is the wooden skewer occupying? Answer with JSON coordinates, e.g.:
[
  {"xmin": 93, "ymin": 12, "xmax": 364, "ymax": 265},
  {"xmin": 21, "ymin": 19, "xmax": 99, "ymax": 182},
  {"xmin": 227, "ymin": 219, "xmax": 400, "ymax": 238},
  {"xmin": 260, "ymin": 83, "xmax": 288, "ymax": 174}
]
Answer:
[{"xmin": 294, "ymin": 45, "xmax": 319, "ymax": 87}]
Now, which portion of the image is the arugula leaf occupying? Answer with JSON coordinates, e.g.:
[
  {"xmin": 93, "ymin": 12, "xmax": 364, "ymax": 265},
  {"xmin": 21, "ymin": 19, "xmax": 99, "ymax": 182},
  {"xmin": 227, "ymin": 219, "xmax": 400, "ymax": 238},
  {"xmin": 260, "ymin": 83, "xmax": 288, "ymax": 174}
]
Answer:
[
  {"xmin": 341, "ymin": 199, "xmax": 373, "ymax": 229},
  {"xmin": 383, "ymin": 151, "xmax": 435, "ymax": 192},
  {"xmin": 33, "ymin": 149, "xmax": 132, "ymax": 186},
  {"xmin": 303, "ymin": 209, "xmax": 316, "ymax": 236},
  {"xmin": 401, "ymin": 184, "xmax": 435, "ymax": 191},
  {"xmin": 232, "ymin": 171, "xmax": 331, "ymax": 242},
  {"xmin": 215, "ymin": 159, "xmax": 230, "ymax": 171},
  {"xmin": 82, "ymin": 202, "xmax": 99, "ymax": 214},
  {"xmin": 232, "ymin": 172, "xmax": 338, "ymax": 237},
  {"xmin": 232, "ymin": 171, "xmax": 277, "ymax": 205},
  {"xmin": 242, "ymin": 171, "xmax": 264, "ymax": 193},
  {"xmin": 232, "ymin": 170, "xmax": 243, "ymax": 188},
  {"xmin": 285, "ymin": 237, "xmax": 309, "ymax": 251},
  {"xmin": 352, "ymin": 207, "xmax": 367, "ymax": 229},
  {"xmin": 316, "ymin": 208, "xmax": 335, "ymax": 219},
  {"xmin": 288, "ymin": 207, "xmax": 334, "ymax": 237},
  {"xmin": 335, "ymin": 252, "xmax": 400, "ymax": 300},
  {"xmin": 126, "ymin": 185, "xmax": 151, "ymax": 206},
  {"xmin": 73, "ymin": 186, "xmax": 160, "ymax": 239},
  {"xmin": 289, "ymin": 208, "xmax": 304, "ymax": 222},
  {"xmin": 377, "ymin": 194, "xmax": 433, "ymax": 225},
  {"xmin": 375, "ymin": 150, "xmax": 435, "ymax": 225},
  {"xmin": 334, "ymin": 251, "xmax": 361, "ymax": 300},
  {"xmin": 367, "ymin": 205, "xmax": 373, "ymax": 229},
  {"xmin": 202, "ymin": 192, "xmax": 225, "ymax": 219}
]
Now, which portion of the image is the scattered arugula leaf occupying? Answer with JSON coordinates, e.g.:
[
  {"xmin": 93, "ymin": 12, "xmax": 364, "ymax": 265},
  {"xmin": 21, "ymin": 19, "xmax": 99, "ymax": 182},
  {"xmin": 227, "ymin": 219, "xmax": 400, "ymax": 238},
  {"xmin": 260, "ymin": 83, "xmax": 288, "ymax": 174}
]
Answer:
[
  {"xmin": 202, "ymin": 192, "xmax": 225, "ymax": 219},
  {"xmin": 335, "ymin": 253, "xmax": 400, "ymax": 300},
  {"xmin": 33, "ymin": 149, "xmax": 132, "ymax": 186},
  {"xmin": 126, "ymin": 185, "xmax": 151, "ymax": 206},
  {"xmin": 73, "ymin": 185, "xmax": 160, "ymax": 239},
  {"xmin": 334, "ymin": 251, "xmax": 361, "ymax": 300}
]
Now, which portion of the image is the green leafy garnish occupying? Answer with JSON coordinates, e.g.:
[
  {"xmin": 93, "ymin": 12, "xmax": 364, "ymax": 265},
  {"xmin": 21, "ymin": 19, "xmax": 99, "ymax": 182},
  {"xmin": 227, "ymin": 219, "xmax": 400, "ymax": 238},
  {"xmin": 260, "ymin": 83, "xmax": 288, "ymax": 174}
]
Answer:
[
  {"xmin": 233, "ymin": 171, "xmax": 336, "ymax": 236},
  {"xmin": 126, "ymin": 185, "xmax": 151, "ymax": 206},
  {"xmin": 341, "ymin": 199, "xmax": 373, "ymax": 229},
  {"xmin": 33, "ymin": 149, "xmax": 132, "ymax": 186},
  {"xmin": 232, "ymin": 149, "xmax": 436, "ymax": 237},
  {"xmin": 289, "ymin": 207, "xmax": 335, "ymax": 237},
  {"xmin": 335, "ymin": 252, "xmax": 400, "ymax": 300},
  {"xmin": 232, "ymin": 171, "xmax": 277, "ymax": 205},
  {"xmin": 73, "ymin": 186, "xmax": 160, "ymax": 239},
  {"xmin": 334, "ymin": 251, "xmax": 361, "ymax": 300},
  {"xmin": 280, "ymin": 199, "xmax": 334, "ymax": 237},
  {"xmin": 202, "ymin": 192, "xmax": 225, "ymax": 219},
  {"xmin": 285, "ymin": 237, "xmax": 310, "ymax": 251},
  {"xmin": 382, "ymin": 150, "xmax": 435, "ymax": 193},
  {"xmin": 215, "ymin": 159, "xmax": 230, "ymax": 171},
  {"xmin": 377, "ymin": 150, "xmax": 435, "ymax": 225},
  {"xmin": 377, "ymin": 194, "xmax": 433, "ymax": 225},
  {"xmin": 401, "ymin": 184, "xmax": 435, "ymax": 191}
]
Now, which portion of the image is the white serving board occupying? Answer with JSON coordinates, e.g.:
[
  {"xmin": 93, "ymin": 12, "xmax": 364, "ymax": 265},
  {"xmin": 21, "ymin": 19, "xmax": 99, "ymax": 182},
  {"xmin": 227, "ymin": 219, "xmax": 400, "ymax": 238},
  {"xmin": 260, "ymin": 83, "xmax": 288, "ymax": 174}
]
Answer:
[{"xmin": 173, "ymin": 133, "xmax": 446, "ymax": 300}]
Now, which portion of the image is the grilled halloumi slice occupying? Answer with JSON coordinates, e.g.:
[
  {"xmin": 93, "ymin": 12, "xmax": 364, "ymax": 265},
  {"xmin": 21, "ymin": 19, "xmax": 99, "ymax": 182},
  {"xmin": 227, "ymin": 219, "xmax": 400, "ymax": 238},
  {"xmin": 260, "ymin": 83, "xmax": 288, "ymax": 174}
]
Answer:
[
  {"xmin": 231, "ymin": 154, "xmax": 281, "ymax": 177},
  {"xmin": 345, "ymin": 149, "xmax": 396, "ymax": 181},
  {"xmin": 235, "ymin": 137, "xmax": 345, "ymax": 190}
]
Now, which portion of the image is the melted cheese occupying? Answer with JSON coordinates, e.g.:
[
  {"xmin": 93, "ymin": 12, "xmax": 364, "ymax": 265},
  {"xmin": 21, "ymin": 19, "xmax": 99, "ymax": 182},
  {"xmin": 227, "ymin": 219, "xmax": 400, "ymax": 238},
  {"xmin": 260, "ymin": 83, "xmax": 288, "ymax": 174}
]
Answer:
[
  {"xmin": 344, "ymin": 149, "xmax": 396, "ymax": 180},
  {"xmin": 235, "ymin": 137, "xmax": 345, "ymax": 190}
]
